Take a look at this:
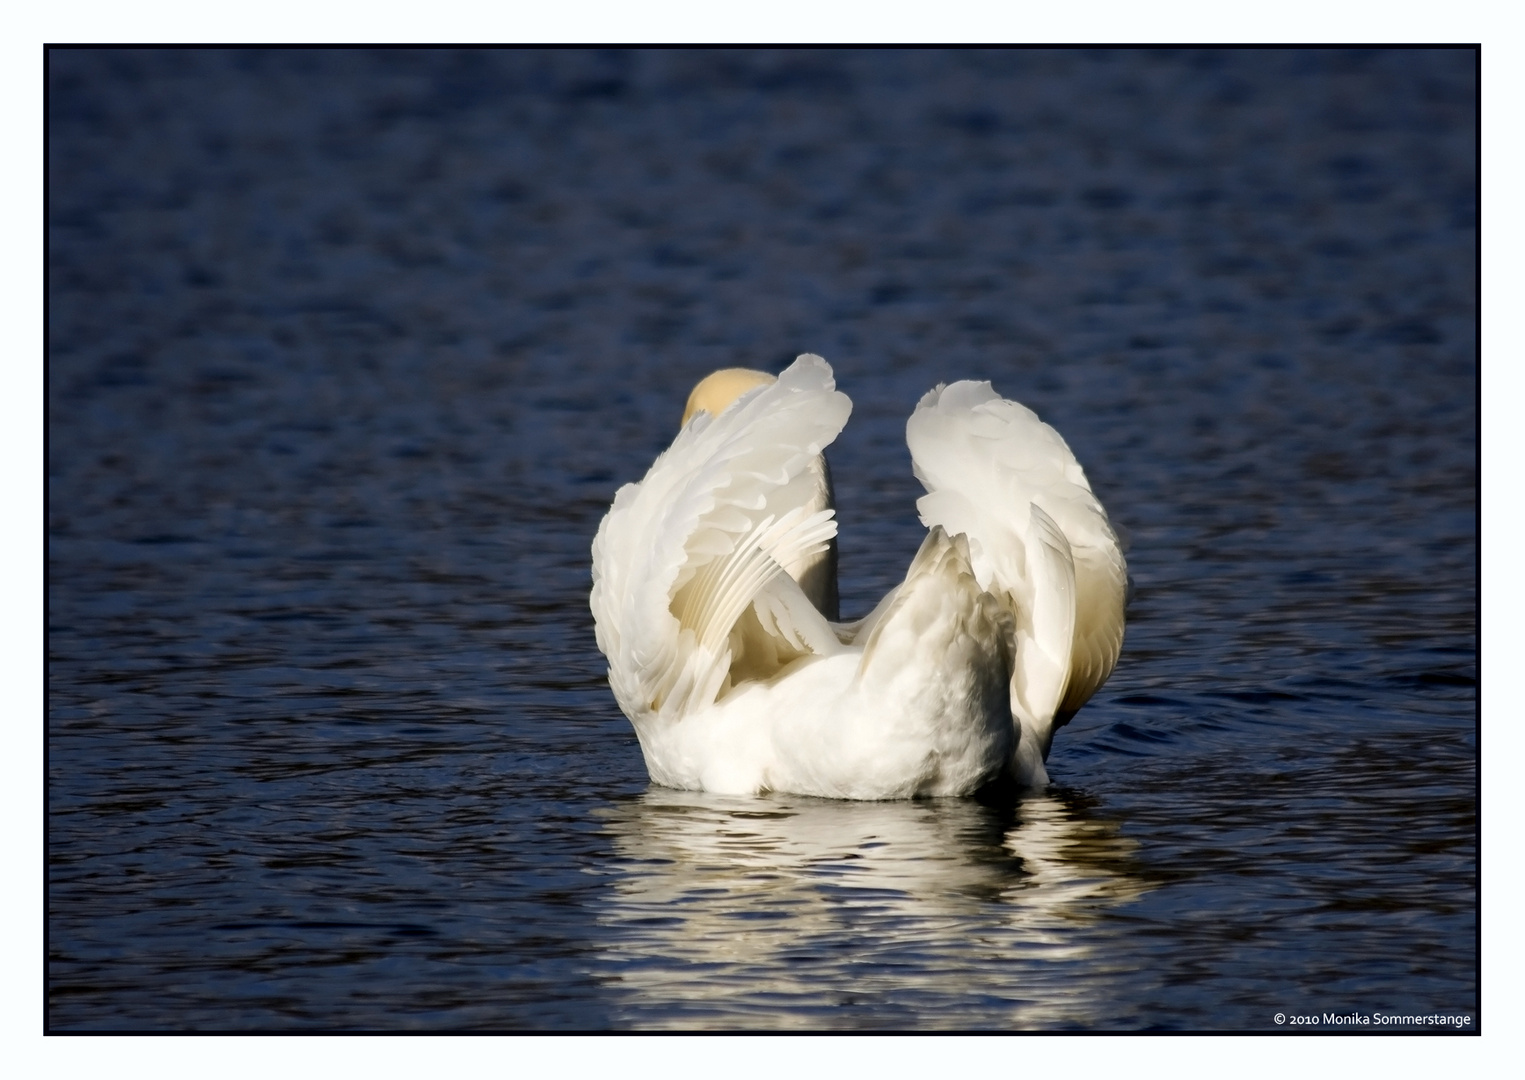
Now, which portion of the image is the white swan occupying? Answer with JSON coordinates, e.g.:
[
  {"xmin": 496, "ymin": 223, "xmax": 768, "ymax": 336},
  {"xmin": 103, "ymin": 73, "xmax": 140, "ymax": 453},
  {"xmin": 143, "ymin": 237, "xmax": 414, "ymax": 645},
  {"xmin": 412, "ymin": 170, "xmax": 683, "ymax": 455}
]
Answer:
[{"xmin": 590, "ymin": 354, "xmax": 1126, "ymax": 799}]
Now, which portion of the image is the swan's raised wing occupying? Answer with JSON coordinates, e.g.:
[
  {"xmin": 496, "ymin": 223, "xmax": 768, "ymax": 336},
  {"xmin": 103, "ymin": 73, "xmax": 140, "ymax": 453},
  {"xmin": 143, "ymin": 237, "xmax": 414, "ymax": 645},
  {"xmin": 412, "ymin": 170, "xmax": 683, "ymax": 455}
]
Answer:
[
  {"xmin": 906, "ymin": 381, "xmax": 1127, "ymax": 776},
  {"xmin": 591, "ymin": 355, "xmax": 852, "ymax": 725}
]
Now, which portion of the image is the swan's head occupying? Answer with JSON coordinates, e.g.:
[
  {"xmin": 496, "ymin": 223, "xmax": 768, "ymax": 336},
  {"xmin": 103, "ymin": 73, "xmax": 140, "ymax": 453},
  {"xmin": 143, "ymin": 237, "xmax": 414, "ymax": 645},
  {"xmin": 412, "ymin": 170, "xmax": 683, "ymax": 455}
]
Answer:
[{"xmin": 682, "ymin": 368, "xmax": 776, "ymax": 428}]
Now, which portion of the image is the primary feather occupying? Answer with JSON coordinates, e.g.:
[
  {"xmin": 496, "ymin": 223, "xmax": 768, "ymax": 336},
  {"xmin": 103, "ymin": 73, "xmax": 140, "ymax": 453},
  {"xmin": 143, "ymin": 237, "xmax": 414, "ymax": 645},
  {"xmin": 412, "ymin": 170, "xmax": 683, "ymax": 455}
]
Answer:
[{"xmin": 590, "ymin": 354, "xmax": 1127, "ymax": 798}]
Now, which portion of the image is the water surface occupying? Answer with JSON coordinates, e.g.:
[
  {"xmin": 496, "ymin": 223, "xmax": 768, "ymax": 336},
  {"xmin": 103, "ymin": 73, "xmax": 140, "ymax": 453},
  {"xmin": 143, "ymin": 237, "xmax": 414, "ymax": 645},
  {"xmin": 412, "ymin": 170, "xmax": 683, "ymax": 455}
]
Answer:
[{"xmin": 48, "ymin": 48, "xmax": 1476, "ymax": 1030}]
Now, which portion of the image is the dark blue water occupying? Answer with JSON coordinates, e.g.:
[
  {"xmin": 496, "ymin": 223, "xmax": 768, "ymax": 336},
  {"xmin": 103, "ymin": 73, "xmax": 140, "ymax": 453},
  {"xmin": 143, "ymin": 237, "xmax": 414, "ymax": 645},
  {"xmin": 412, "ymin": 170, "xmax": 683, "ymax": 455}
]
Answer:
[{"xmin": 48, "ymin": 48, "xmax": 1476, "ymax": 1030}]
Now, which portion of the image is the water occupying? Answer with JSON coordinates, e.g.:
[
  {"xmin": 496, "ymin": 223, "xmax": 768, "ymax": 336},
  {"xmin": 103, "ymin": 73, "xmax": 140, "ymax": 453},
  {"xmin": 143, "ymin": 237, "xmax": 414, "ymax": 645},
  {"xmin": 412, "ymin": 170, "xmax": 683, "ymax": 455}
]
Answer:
[{"xmin": 47, "ymin": 48, "xmax": 1476, "ymax": 1030}]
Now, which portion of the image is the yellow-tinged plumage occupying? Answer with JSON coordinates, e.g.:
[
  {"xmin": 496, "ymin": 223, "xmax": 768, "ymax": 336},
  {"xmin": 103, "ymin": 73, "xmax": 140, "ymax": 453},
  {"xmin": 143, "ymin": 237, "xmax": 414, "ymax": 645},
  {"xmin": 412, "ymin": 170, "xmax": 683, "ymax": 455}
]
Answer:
[{"xmin": 681, "ymin": 368, "xmax": 778, "ymax": 427}]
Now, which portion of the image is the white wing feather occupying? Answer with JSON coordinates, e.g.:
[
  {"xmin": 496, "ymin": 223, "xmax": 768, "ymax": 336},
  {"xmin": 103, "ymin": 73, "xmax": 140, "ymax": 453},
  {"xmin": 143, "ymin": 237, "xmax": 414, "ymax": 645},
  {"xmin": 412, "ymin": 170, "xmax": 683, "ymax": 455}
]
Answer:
[
  {"xmin": 906, "ymin": 381, "xmax": 1127, "ymax": 780},
  {"xmin": 591, "ymin": 355, "xmax": 852, "ymax": 724}
]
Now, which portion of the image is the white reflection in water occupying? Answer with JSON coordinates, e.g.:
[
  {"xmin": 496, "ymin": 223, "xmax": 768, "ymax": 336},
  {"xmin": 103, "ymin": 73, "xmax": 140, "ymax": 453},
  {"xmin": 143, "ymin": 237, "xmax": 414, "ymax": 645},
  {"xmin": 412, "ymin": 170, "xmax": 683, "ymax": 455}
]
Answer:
[{"xmin": 594, "ymin": 788, "xmax": 1153, "ymax": 1029}]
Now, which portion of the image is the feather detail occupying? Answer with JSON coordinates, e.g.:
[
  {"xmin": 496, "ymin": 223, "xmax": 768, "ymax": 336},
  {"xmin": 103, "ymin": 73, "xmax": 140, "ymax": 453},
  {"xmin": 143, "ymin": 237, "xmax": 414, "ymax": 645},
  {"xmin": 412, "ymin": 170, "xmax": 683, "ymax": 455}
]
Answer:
[
  {"xmin": 906, "ymin": 380, "xmax": 1127, "ymax": 782},
  {"xmin": 591, "ymin": 355, "xmax": 851, "ymax": 730}
]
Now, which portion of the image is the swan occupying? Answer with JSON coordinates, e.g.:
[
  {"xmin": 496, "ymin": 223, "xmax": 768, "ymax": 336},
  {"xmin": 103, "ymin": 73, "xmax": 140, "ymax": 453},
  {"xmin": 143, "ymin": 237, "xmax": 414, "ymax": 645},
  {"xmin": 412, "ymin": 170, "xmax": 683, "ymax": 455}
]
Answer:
[{"xmin": 590, "ymin": 354, "xmax": 1126, "ymax": 799}]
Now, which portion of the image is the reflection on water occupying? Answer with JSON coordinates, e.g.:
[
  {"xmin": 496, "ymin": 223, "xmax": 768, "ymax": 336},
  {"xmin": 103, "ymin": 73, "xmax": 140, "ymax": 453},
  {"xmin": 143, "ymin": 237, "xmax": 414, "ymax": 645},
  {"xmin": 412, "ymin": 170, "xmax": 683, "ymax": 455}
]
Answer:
[{"xmin": 595, "ymin": 789, "xmax": 1151, "ymax": 1029}]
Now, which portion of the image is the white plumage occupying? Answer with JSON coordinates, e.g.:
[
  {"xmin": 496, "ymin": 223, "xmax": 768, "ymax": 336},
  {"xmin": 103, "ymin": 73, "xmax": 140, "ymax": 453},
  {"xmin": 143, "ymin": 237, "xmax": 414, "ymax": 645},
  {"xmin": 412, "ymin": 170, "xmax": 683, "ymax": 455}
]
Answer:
[{"xmin": 590, "ymin": 354, "xmax": 1126, "ymax": 799}]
